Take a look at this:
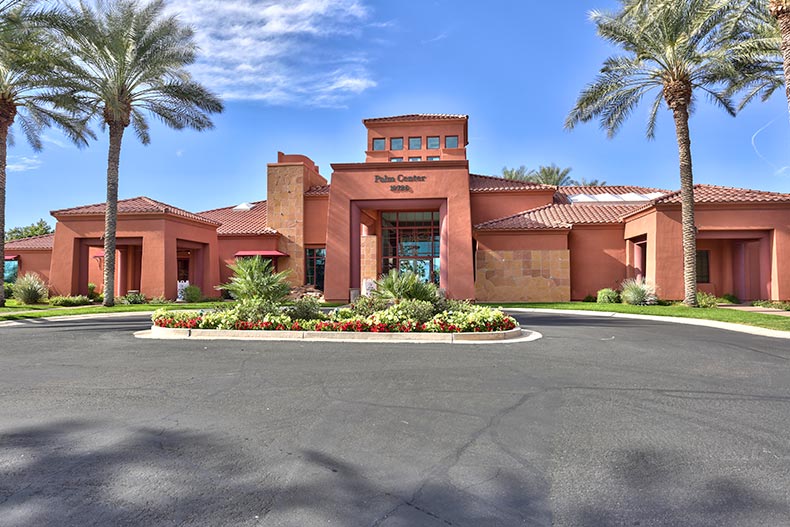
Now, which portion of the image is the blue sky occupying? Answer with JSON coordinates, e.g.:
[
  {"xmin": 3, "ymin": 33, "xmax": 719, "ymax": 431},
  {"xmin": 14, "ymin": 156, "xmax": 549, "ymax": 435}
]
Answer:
[{"xmin": 6, "ymin": 0, "xmax": 790, "ymax": 228}]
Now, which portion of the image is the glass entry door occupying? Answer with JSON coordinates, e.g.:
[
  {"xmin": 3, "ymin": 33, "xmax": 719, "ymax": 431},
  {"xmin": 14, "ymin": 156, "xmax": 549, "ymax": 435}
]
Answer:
[{"xmin": 381, "ymin": 211, "xmax": 440, "ymax": 284}]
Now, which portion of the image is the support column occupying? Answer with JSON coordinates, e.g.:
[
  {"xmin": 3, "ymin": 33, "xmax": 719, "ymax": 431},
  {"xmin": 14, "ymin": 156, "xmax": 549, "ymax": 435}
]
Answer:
[{"xmin": 350, "ymin": 203, "xmax": 361, "ymax": 290}]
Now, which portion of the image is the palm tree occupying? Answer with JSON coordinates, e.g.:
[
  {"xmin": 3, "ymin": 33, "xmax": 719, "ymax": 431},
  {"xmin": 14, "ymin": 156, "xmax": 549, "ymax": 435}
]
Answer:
[
  {"xmin": 570, "ymin": 177, "xmax": 608, "ymax": 186},
  {"xmin": 0, "ymin": 1, "xmax": 90, "ymax": 307},
  {"xmin": 502, "ymin": 165, "xmax": 533, "ymax": 180},
  {"xmin": 50, "ymin": 0, "xmax": 223, "ymax": 306},
  {"xmin": 566, "ymin": 0, "xmax": 742, "ymax": 307},
  {"xmin": 530, "ymin": 164, "xmax": 573, "ymax": 186}
]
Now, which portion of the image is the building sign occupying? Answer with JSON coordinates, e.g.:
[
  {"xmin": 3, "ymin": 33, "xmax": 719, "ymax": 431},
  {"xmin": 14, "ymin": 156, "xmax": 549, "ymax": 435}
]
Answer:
[{"xmin": 374, "ymin": 174, "xmax": 427, "ymax": 193}]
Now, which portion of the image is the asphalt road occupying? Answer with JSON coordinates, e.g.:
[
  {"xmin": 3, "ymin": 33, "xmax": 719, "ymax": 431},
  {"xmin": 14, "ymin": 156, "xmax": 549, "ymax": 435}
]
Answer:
[{"xmin": 0, "ymin": 313, "xmax": 788, "ymax": 527}]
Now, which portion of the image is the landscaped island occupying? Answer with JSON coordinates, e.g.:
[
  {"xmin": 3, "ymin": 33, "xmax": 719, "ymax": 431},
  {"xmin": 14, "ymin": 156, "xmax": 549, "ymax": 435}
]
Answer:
[{"xmin": 152, "ymin": 258, "xmax": 518, "ymax": 334}]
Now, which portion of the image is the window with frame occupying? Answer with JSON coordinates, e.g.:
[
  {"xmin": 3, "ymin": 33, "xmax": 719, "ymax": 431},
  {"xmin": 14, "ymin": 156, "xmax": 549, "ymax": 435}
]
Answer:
[
  {"xmin": 305, "ymin": 248, "xmax": 326, "ymax": 290},
  {"xmin": 408, "ymin": 157, "xmax": 422, "ymax": 162},
  {"xmin": 427, "ymin": 136, "xmax": 440, "ymax": 149},
  {"xmin": 372, "ymin": 138, "xmax": 386, "ymax": 151},
  {"xmin": 380, "ymin": 211, "xmax": 440, "ymax": 285},
  {"xmin": 3, "ymin": 259, "xmax": 18, "ymax": 283},
  {"xmin": 696, "ymin": 250, "xmax": 710, "ymax": 283},
  {"xmin": 427, "ymin": 156, "xmax": 440, "ymax": 161},
  {"xmin": 445, "ymin": 135, "xmax": 459, "ymax": 148},
  {"xmin": 390, "ymin": 157, "xmax": 403, "ymax": 162},
  {"xmin": 408, "ymin": 137, "xmax": 422, "ymax": 150},
  {"xmin": 390, "ymin": 137, "xmax": 403, "ymax": 150}
]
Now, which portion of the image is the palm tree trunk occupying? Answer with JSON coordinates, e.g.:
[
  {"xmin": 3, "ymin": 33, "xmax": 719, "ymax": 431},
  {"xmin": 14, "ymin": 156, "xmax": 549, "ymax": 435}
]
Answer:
[
  {"xmin": 770, "ymin": 1, "xmax": 790, "ymax": 116},
  {"xmin": 0, "ymin": 121, "xmax": 8, "ymax": 308},
  {"xmin": 670, "ymin": 105, "xmax": 698, "ymax": 307},
  {"xmin": 102, "ymin": 122, "xmax": 125, "ymax": 307}
]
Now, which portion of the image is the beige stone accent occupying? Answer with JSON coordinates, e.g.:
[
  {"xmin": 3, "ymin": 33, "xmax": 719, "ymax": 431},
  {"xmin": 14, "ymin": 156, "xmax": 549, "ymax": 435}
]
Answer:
[
  {"xmin": 475, "ymin": 250, "xmax": 571, "ymax": 302},
  {"xmin": 360, "ymin": 234, "xmax": 378, "ymax": 285},
  {"xmin": 267, "ymin": 164, "xmax": 306, "ymax": 286}
]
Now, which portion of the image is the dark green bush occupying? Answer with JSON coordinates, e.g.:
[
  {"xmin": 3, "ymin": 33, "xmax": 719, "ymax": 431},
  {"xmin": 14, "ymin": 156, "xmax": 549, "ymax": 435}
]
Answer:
[
  {"xmin": 371, "ymin": 270, "xmax": 440, "ymax": 304},
  {"xmin": 719, "ymin": 293, "xmax": 739, "ymax": 304},
  {"xmin": 583, "ymin": 295, "xmax": 596, "ymax": 303},
  {"xmin": 183, "ymin": 285, "xmax": 202, "ymax": 303},
  {"xmin": 87, "ymin": 282, "xmax": 99, "ymax": 301},
  {"xmin": 50, "ymin": 295, "xmax": 91, "ymax": 307},
  {"xmin": 696, "ymin": 291, "xmax": 718, "ymax": 308},
  {"xmin": 12, "ymin": 273, "xmax": 48, "ymax": 304},
  {"xmin": 3, "ymin": 282, "xmax": 12, "ymax": 300},
  {"xmin": 351, "ymin": 295, "xmax": 392, "ymax": 317},
  {"xmin": 596, "ymin": 288, "xmax": 620, "ymax": 304},
  {"xmin": 286, "ymin": 296, "xmax": 325, "ymax": 320},
  {"xmin": 216, "ymin": 256, "xmax": 291, "ymax": 301},
  {"xmin": 119, "ymin": 292, "xmax": 147, "ymax": 305}
]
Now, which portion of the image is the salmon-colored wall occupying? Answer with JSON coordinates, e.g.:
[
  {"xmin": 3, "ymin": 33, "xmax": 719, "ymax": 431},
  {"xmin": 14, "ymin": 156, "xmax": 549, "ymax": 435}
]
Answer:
[
  {"xmin": 304, "ymin": 197, "xmax": 329, "ymax": 245},
  {"xmin": 470, "ymin": 191, "xmax": 555, "ymax": 225},
  {"xmin": 324, "ymin": 160, "xmax": 475, "ymax": 301},
  {"xmin": 277, "ymin": 152, "xmax": 328, "ymax": 190},
  {"xmin": 364, "ymin": 120, "xmax": 468, "ymax": 163},
  {"xmin": 216, "ymin": 235, "xmax": 279, "ymax": 284},
  {"xmin": 568, "ymin": 226, "xmax": 628, "ymax": 300},
  {"xmin": 475, "ymin": 231, "xmax": 568, "ymax": 251},
  {"xmin": 10, "ymin": 250, "xmax": 52, "ymax": 285}
]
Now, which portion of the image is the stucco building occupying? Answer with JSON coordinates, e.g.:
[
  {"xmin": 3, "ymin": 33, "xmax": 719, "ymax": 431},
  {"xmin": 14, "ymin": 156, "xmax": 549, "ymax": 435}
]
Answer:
[{"xmin": 5, "ymin": 114, "xmax": 790, "ymax": 302}]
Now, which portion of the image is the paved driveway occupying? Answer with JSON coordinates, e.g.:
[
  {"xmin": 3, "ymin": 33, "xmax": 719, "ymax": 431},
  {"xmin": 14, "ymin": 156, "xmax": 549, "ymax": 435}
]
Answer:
[{"xmin": 0, "ymin": 313, "xmax": 788, "ymax": 526}]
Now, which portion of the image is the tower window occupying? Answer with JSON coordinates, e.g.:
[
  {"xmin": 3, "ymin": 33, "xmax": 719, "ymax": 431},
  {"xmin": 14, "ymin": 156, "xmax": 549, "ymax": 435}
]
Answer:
[
  {"xmin": 409, "ymin": 137, "xmax": 422, "ymax": 150},
  {"xmin": 391, "ymin": 137, "xmax": 403, "ymax": 150},
  {"xmin": 427, "ymin": 136, "xmax": 440, "ymax": 149},
  {"xmin": 445, "ymin": 135, "xmax": 459, "ymax": 148},
  {"xmin": 372, "ymin": 138, "xmax": 385, "ymax": 151}
]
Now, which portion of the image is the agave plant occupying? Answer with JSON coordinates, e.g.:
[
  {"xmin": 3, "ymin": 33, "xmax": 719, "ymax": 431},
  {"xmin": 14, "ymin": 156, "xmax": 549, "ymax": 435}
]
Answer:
[
  {"xmin": 216, "ymin": 256, "xmax": 291, "ymax": 302},
  {"xmin": 370, "ymin": 270, "xmax": 440, "ymax": 304}
]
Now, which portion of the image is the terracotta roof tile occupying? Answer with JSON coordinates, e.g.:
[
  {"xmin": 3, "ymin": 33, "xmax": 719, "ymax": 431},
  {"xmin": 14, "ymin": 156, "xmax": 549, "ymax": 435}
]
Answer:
[
  {"xmin": 555, "ymin": 185, "xmax": 669, "ymax": 204},
  {"xmin": 469, "ymin": 174, "xmax": 555, "ymax": 192},
  {"xmin": 198, "ymin": 201, "xmax": 276, "ymax": 236},
  {"xmin": 305, "ymin": 184, "xmax": 331, "ymax": 196},
  {"xmin": 52, "ymin": 197, "xmax": 219, "ymax": 226},
  {"xmin": 654, "ymin": 184, "xmax": 790, "ymax": 204},
  {"xmin": 4, "ymin": 233, "xmax": 55, "ymax": 250},
  {"xmin": 475, "ymin": 204, "xmax": 642, "ymax": 231},
  {"xmin": 363, "ymin": 114, "xmax": 468, "ymax": 123}
]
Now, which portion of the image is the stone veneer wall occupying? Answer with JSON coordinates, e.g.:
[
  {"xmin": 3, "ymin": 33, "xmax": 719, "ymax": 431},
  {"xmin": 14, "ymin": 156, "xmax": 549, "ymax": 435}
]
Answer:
[
  {"xmin": 360, "ymin": 234, "xmax": 378, "ymax": 286},
  {"xmin": 267, "ymin": 164, "xmax": 305, "ymax": 286},
  {"xmin": 475, "ymin": 249, "xmax": 570, "ymax": 302}
]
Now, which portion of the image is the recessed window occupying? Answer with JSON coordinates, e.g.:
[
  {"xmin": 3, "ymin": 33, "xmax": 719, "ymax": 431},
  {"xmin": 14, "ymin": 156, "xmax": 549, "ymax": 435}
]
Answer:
[
  {"xmin": 3, "ymin": 259, "xmax": 18, "ymax": 283},
  {"xmin": 696, "ymin": 250, "xmax": 710, "ymax": 283},
  {"xmin": 445, "ymin": 135, "xmax": 459, "ymax": 148},
  {"xmin": 305, "ymin": 248, "xmax": 326, "ymax": 290},
  {"xmin": 390, "ymin": 137, "xmax": 403, "ymax": 150},
  {"xmin": 427, "ymin": 136, "xmax": 440, "ymax": 149},
  {"xmin": 408, "ymin": 137, "xmax": 422, "ymax": 150},
  {"xmin": 427, "ymin": 156, "xmax": 440, "ymax": 161},
  {"xmin": 390, "ymin": 157, "xmax": 403, "ymax": 162},
  {"xmin": 372, "ymin": 138, "xmax": 385, "ymax": 151},
  {"xmin": 409, "ymin": 157, "xmax": 422, "ymax": 162}
]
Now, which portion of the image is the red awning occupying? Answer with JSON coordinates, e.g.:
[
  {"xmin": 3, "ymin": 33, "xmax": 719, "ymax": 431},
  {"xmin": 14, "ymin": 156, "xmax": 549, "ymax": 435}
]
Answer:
[
  {"xmin": 234, "ymin": 250, "xmax": 288, "ymax": 258},
  {"xmin": 4, "ymin": 255, "xmax": 18, "ymax": 261}
]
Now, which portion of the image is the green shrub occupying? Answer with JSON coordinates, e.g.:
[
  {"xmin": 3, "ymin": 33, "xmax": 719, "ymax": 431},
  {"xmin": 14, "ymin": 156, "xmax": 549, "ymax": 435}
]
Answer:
[
  {"xmin": 119, "ymin": 292, "xmax": 147, "ymax": 305},
  {"xmin": 330, "ymin": 307, "xmax": 356, "ymax": 320},
  {"xmin": 3, "ymin": 282, "xmax": 13, "ymax": 300},
  {"xmin": 230, "ymin": 298, "xmax": 281, "ymax": 322},
  {"xmin": 351, "ymin": 295, "xmax": 392, "ymax": 317},
  {"xmin": 183, "ymin": 285, "xmax": 202, "ymax": 303},
  {"xmin": 87, "ymin": 282, "xmax": 99, "ymax": 301},
  {"xmin": 426, "ymin": 305, "xmax": 518, "ymax": 333},
  {"xmin": 719, "ymin": 293, "xmax": 739, "ymax": 304},
  {"xmin": 620, "ymin": 278, "xmax": 658, "ymax": 306},
  {"xmin": 371, "ymin": 299, "xmax": 436, "ymax": 325},
  {"xmin": 148, "ymin": 296, "xmax": 169, "ymax": 305},
  {"xmin": 12, "ymin": 273, "xmax": 48, "ymax": 304},
  {"xmin": 597, "ymin": 288, "xmax": 620, "ymax": 304},
  {"xmin": 583, "ymin": 295, "xmax": 596, "ymax": 303},
  {"xmin": 752, "ymin": 300, "xmax": 790, "ymax": 311},
  {"xmin": 216, "ymin": 256, "xmax": 291, "ymax": 302},
  {"xmin": 285, "ymin": 296, "xmax": 325, "ymax": 320},
  {"xmin": 696, "ymin": 291, "xmax": 718, "ymax": 308},
  {"xmin": 49, "ymin": 295, "xmax": 91, "ymax": 307},
  {"xmin": 371, "ymin": 270, "xmax": 440, "ymax": 304}
]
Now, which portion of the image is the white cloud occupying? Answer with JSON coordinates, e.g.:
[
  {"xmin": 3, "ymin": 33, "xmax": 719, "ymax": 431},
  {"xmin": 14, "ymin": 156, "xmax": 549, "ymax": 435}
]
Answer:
[
  {"xmin": 176, "ymin": 149, "xmax": 184, "ymax": 157},
  {"xmin": 422, "ymin": 31, "xmax": 448, "ymax": 44},
  {"xmin": 7, "ymin": 156, "xmax": 42, "ymax": 172},
  {"xmin": 165, "ymin": 0, "xmax": 379, "ymax": 106},
  {"xmin": 41, "ymin": 134, "xmax": 67, "ymax": 148}
]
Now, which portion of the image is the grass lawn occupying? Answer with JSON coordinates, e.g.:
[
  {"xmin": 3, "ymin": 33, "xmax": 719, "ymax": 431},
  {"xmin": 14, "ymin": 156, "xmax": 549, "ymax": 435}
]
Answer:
[
  {"xmin": 491, "ymin": 302, "xmax": 790, "ymax": 332},
  {"xmin": 0, "ymin": 299, "xmax": 54, "ymax": 313}
]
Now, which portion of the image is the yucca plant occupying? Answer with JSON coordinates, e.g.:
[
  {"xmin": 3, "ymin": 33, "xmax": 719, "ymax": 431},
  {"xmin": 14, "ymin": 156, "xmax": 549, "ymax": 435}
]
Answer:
[
  {"xmin": 12, "ymin": 271, "xmax": 47, "ymax": 304},
  {"xmin": 371, "ymin": 270, "xmax": 440, "ymax": 304},
  {"xmin": 217, "ymin": 256, "xmax": 291, "ymax": 302},
  {"xmin": 620, "ymin": 278, "xmax": 659, "ymax": 305}
]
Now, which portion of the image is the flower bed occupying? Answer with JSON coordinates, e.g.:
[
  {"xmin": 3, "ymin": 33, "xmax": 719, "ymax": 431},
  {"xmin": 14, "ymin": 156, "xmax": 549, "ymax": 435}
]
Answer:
[{"xmin": 152, "ymin": 304, "xmax": 518, "ymax": 334}]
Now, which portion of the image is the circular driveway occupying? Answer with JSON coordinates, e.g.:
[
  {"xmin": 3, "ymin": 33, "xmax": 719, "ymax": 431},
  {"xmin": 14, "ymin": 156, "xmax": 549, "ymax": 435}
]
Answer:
[{"xmin": 0, "ymin": 313, "xmax": 788, "ymax": 526}]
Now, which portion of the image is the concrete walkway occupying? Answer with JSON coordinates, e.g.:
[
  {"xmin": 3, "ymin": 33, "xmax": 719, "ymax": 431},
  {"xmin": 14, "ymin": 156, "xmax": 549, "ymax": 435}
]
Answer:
[{"xmin": 717, "ymin": 304, "xmax": 790, "ymax": 317}]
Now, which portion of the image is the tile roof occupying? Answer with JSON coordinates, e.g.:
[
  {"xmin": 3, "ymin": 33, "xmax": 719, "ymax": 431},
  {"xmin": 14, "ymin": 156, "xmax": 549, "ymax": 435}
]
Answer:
[
  {"xmin": 363, "ymin": 114, "xmax": 468, "ymax": 123},
  {"xmin": 469, "ymin": 173, "xmax": 555, "ymax": 192},
  {"xmin": 198, "ymin": 201, "xmax": 277, "ymax": 236},
  {"xmin": 305, "ymin": 184, "xmax": 331, "ymax": 196},
  {"xmin": 554, "ymin": 185, "xmax": 669, "ymax": 204},
  {"xmin": 653, "ymin": 184, "xmax": 790, "ymax": 204},
  {"xmin": 4, "ymin": 233, "xmax": 55, "ymax": 250},
  {"xmin": 51, "ymin": 196, "xmax": 219, "ymax": 226},
  {"xmin": 475, "ymin": 204, "xmax": 642, "ymax": 231}
]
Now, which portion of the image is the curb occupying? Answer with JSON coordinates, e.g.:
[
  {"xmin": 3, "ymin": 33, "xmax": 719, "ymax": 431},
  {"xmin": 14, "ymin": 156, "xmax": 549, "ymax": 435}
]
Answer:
[
  {"xmin": 0, "ymin": 311, "xmax": 156, "ymax": 327},
  {"xmin": 136, "ymin": 325, "xmax": 541, "ymax": 344},
  {"xmin": 505, "ymin": 308, "xmax": 790, "ymax": 340}
]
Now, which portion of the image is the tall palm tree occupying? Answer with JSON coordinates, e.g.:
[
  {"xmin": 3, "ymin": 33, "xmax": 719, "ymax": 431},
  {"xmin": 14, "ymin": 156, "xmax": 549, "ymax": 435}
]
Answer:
[
  {"xmin": 768, "ymin": 1, "xmax": 790, "ymax": 107},
  {"xmin": 530, "ymin": 164, "xmax": 573, "ymax": 186},
  {"xmin": 570, "ymin": 177, "xmax": 608, "ymax": 186},
  {"xmin": 0, "ymin": 1, "xmax": 90, "ymax": 307},
  {"xmin": 566, "ymin": 0, "xmax": 742, "ymax": 307},
  {"xmin": 50, "ymin": 0, "xmax": 223, "ymax": 306},
  {"xmin": 501, "ymin": 165, "xmax": 532, "ymax": 180}
]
